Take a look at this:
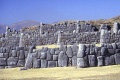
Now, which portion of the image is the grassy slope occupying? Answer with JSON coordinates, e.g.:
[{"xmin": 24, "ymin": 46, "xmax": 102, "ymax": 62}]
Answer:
[{"xmin": 0, "ymin": 65, "xmax": 120, "ymax": 80}]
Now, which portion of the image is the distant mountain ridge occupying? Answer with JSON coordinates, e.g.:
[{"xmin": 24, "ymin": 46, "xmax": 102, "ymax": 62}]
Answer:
[
  {"xmin": 0, "ymin": 20, "xmax": 40, "ymax": 33},
  {"xmin": 0, "ymin": 15, "xmax": 120, "ymax": 33}
]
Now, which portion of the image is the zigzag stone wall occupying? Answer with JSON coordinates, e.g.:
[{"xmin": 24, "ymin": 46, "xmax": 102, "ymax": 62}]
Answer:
[
  {"xmin": 21, "ymin": 43, "xmax": 120, "ymax": 69},
  {"xmin": 0, "ymin": 22, "xmax": 120, "ymax": 69}
]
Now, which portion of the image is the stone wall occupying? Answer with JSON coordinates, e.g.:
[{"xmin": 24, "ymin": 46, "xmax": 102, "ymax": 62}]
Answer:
[
  {"xmin": 23, "ymin": 43, "xmax": 120, "ymax": 69},
  {"xmin": 0, "ymin": 22, "xmax": 120, "ymax": 69},
  {"xmin": 0, "ymin": 47, "xmax": 28, "ymax": 68}
]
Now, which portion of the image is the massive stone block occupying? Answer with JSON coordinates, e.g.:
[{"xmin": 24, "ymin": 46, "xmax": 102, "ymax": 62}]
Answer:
[
  {"xmin": 41, "ymin": 60, "xmax": 47, "ymax": 68},
  {"xmin": 77, "ymin": 56, "xmax": 88, "ymax": 68},
  {"xmin": 53, "ymin": 55, "xmax": 58, "ymax": 61},
  {"xmin": 97, "ymin": 56, "xmax": 104, "ymax": 66},
  {"xmin": 109, "ymin": 55, "xmax": 115, "ymax": 65},
  {"xmin": 112, "ymin": 43, "xmax": 117, "ymax": 49},
  {"xmin": 55, "ymin": 50, "xmax": 60, "ymax": 55},
  {"xmin": 0, "ymin": 53, "xmax": 4, "ymax": 58},
  {"xmin": 33, "ymin": 59, "xmax": 40, "ymax": 68},
  {"xmin": 50, "ymin": 48, "xmax": 55, "ymax": 55},
  {"xmin": 88, "ymin": 55, "xmax": 96, "ymax": 67},
  {"xmin": 66, "ymin": 46, "xmax": 73, "ymax": 58},
  {"xmin": 46, "ymin": 51, "xmax": 53, "ymax": 60},
  {"xmin": 48, "ymin": 61, "xmax": 57, "ymax": 67},
  {"xmin": 77, "ymin": 44, "xmax": 86, "ymax": 58},
  {"xmin": 72, "ymin": 44, "xmax": 78, "ymax": 53},
  {"xmin": 40, "ymin": 52, "xmax": 47, "ymax": 59},
  {"xmin": 72, "ymin": 56, "xmax": 77, "ymax": 66},
  {"xmin": 17, "ymin": 60, "xmax": 25, "ymax": 67},
  {"xmin": 116, "ymin": 49, "xmax": 120, "ymax": 53},
  {"xmin": 113, "ymin": 22, "xmax": 119, "ymax": 33},
  {"xmin": 58, "ymin": 51, "xmax": 68, "ymax": 67},
  {"xmin": 7, "ymin": 57, "xmax": 18, "ymax": 66},
  {"xmin": 68, "ymin": 58, "xmax": 72, "ymax": 66},
  {"xmin": 108, "ymin": 49, "xmax": 115, "ymax": 55},
  {"xmin": 3, "ymin": 53, "xmax": 9, "ymax": 59},
  {"xmin": 11, "ymin": 50, "xmax": 17, "ymax": 57},
  {"xmin": 114, "ymin": 53, "xmax": 120, "ymax": 64},
  {"xmin": 101, "ymin": 47, "xmax": 108, "ymax": 56},
  {"xmin": 19, "ymin": 50, "xmax": 25, "ymax": 60},
  {"xmin": 0, "ymin": 58, "xmax": 7, "ymax": 66},
  {"xmin": 104, "ymin": 56, "xmax": 110, "ymax": 66},
  {"xmin": 85, "ymin": 48, "xmax": 90, "ymax": 55},
  {"xmin": 90, "ymin": 48, "xmax": 95, "ymax": 55}
]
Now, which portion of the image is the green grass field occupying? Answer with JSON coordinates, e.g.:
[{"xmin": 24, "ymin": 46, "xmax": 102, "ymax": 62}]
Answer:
[{"xmin": 0, "ymin": 65, "xmax": 120, "ymax": 80}]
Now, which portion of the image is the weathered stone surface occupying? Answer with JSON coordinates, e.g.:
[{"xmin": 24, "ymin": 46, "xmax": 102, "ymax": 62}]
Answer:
[
  {"xmin": 19, "ymin": 50, "xmax": 25, "ymax": 60},
  {"xmin": 55, "ymin": 50, "xmax": 60, "ymax": 55},
  {"xmin": 90, "ymin": 48, "xmax": 95, "ymax": 55},
  {"xmin": 17, "ymin": 60, "xmax": 25, "ymax": 67},
  {"xmin": 40, "ymin": 52, "xmax": 47, "ymax": 59},
  {"xmin": 33, "ymin": 59, "xmax": 40, "ymax": 68},
  {"xmin": 68, "ymin": 58, "xmax": 72, "ymax": 66},
  {"xmin": 29, "ymin": 45, "xmax": 35, "ymax": 53},
  {"xmin": 116, "ymin": 49, "xmax": 120, "ymax": 53},
  {"xmin": 41, "ymin": 60, "xmax": 47, "ymax": 68},
  {"xmin": 109, "ymin": 55, "xmax": 115, "ymax": 65},
  {"xmin": 0, "ymin": 58, "xmax": 6, "ymax": 66},
  {"xmin": 72, "ymin": 44, "xmax": 78, "ymax": 52},
  {"xmin": 7, "ymin": 57, "xmax": 18, "ymax": 66},
  {"xmin": 108, "ymin": 49, "xmax": 115, "ymax": 55},
  {"xmin": 112, "ymin": 43, "xmax": 117, "ymax": 49},
  {"xmin": 104, "ymin": 56, "xmax": 110, "ymax": 66},
  {"xmin": 11, "ymin": 50, "xmax": 17, "ymax": 57},
  {"xmin": 77, "ymin": 50, "xmax": 85, "ymax": 58},
  {"xmin": 16, "ymin": 46, "xmax": 24, "ymax": 51},
  {"xmin": 77, "ymin": 56, "xmax": 88, "ymax": 68},
  {"xmin": 50, "ymin": 48, "xmax": 55, "ymax": 55},
  {"xmin": 58, "ymin": 51, "xmax": 68, "ymax": 67},
  {"xmin": 46, "ymin": 51, "xmax": 53, "ymax": 61},
  {"xmin": 25, "ymin": 53, "xmax": 33, "ymax": 69},
  {"xmin": 77, "ymin": 44, "xmax": 86, "ymax": 58},
  {"xmin": 88, "ymin": 55, "xmax": 96, "ymax": 67},
  {"xmin": 66, "ymin": 46, "xmax": 73, "ymax": 58},
  {"xmin": 48, "ymin": 61, "xmax": 57, "ymax": 67},
  {"xmin": 0, "ymin": 53, "xmax": 4, "ymax": 58},
  {"xmin": 3, "ymin": 53, "xmax": 9, "ymax": 58},
  {"xmin": 97, "ymin": 56, "xmax": 104, "ymax": 66},
  {"xmin": 72, "ymin": 56, "xmax": 77, "ymax": 66},
  {"xmin": 85, "ymin": 48, "xmax": 90, "ymax": 55},
  {"xmin": 53, "ymin": 55, "xmax": 58, "ymax": 61},
  {"xmin": 114, "ymin": 53, "xmax": 120, "ymax": 64},
  {"xmin": 101, "ymin": 47, "xmax": 108, "ymax": 56}
]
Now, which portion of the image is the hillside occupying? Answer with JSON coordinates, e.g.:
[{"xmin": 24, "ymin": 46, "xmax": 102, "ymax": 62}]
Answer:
[
  {"xmin": 9, "ymin": 20, "xmax": 40, "ymax": 30},
  {"xmin": 0, "ymin": 20, "xmax": 39, "ymax": 33},
  {"xmin": 88, "ymin": 15, "xmax": 120, "ymax": 27},
  {"xmin": 0, "ymin": 15, "xmax": 120, "ymax": 33}
]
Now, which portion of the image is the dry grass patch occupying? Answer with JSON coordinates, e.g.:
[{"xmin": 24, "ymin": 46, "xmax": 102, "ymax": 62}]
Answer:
[
  {"xmin": 0, "ymin": 65, "xmax": 120, "ymax": 80},
  {"xmin": 36, "ymin": 44, "xmax": 59, "ymax": 49}
]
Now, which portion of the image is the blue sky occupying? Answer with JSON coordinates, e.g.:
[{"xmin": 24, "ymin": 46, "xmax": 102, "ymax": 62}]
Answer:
[{"xmin": 0, "ymin": 0, "xmax": 120, "ymax": 25}]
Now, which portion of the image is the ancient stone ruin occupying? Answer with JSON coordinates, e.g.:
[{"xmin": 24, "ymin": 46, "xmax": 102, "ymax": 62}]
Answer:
[{"xmin": 0, "ymin": 21, "xmax": 120, "ymax": 69}]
